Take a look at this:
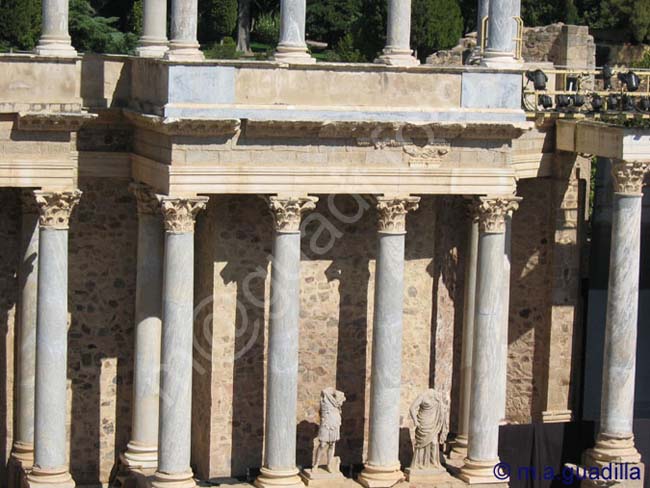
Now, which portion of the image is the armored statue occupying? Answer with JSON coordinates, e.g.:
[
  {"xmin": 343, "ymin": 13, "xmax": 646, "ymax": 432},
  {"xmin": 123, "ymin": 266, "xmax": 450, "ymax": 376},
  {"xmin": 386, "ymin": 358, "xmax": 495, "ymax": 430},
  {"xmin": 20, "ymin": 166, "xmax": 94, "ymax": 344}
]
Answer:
[
  {"xmin": 312, "ymin": 387, "xmax": 346, "ymax": 472},
  {"xmin": 409, "ymin": 389, "xmax": 449, "ymax": 471}
]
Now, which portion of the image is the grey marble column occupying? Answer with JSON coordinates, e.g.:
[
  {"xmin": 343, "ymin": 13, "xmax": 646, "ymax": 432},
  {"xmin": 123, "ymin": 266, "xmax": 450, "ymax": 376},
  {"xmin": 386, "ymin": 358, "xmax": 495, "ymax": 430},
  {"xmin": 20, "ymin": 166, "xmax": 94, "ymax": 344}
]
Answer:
[
  {"xmin": 10, "ymin": 192, "xmax": 40, "ymax": 472},
  {"xmin": 255, "ymin": 196, "xmax": 317, "ymax": 488},
  {"xmin": 459, "ymin": 196, "xmax": 519, "ymax": 485},
  {"xmin": 165, "ymin": 0, "xmax": 204, "ymax": 61},
  {"xmin": 476, "ymin": 0, "xmax": 490, "ymax": 52},
  {"xmin": 26, "ymin": 190, "xmax": 81, "ymax": 488},
  {"xmin": 482, "ymin": 0, "xmax": 517, "ymax": 66},
  {"xmin": 152, "ymin": 196, "xmax": 207, "ymax": 488},
  {"xmin": 358, "ymin": 196, "xmax": 420, "ymax": 488},
  {"xmin": 496, "ymin": 215, "xmax": 513, "ymax": 423},
  {"xmin": 585, "ymin": 161, "xmax": 649, "ymax": 468},
  {"xmin": 274, "ymin": 0, "xmax": 315, "ymax": 64},
  {"xmin": 451, "ymin": 212, "xmax": 479, "ymax": 458},
  {"xmin": 375, "ymin": 0, "xmax": 419, "ymax": 66},
  {"xmin": 137, "ymin": 0, "xmax": 168, "ymax": 57},
  {"xmin": 35, "ymin": 0, "xmax": 77, "ymax": 56},
  {"xmin": 121, "ymin": 185, "xmax": 164, "ymax": 472}
]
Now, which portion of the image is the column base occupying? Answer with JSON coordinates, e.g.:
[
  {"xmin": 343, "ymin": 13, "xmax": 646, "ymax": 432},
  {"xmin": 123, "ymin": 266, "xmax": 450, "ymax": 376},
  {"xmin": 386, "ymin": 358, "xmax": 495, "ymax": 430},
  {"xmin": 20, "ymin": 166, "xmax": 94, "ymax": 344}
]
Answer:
[
  {"xmin": 26, "ymin": 466, "xmax": 75, "ymax": 488},
  {"xmin": 374, "ymin": 49, "xmax": 420, "ymax": 67},
  {"xmin": 10, "ymin": 441, "xmax": 34, "ymax": 467},
  {"xmin": 35, "ymin": 42, "xmax": 78, "ymax": 57},
  {"xmin": 542, "ymin": 410, "xmax": 573, "ymax": 423},
  {"xmin": 120, "ymin": 441, "xmax": 159, "ymax": 473},
  {"xmin": 164, "ymin": 43, "xmax": 204, "ymax": 62},
  {"xmin": 136, "ymin": 42, "xmax": 169, "ymax": 58},
  {"xmin": 357, "ymin": 463, "xmax": 404, "ymax": 488},
  {"xmin": 150, "ymin": 470, "xmax": 196, "ymax": 488},
  {"xmin": 585, "ymin": 434, "xmax": 642, "ymax": 466},
  {"xmin": 255, "ymin": 467, "xmax": 304, "ymax": 488},
  {"xmin": 273, "ymin": 45, "xmax": 316, "ymax": 65},
  {"xmin": 449, "ymin": 435, "xmax": 469, "ymax": 461},
  {"xmin": 458, "ymin": 458, "xmax": 508, "ymax": 484},
  {"xmin": 480, "ymin": 51, "xmax": 520, "ymax": 68}
]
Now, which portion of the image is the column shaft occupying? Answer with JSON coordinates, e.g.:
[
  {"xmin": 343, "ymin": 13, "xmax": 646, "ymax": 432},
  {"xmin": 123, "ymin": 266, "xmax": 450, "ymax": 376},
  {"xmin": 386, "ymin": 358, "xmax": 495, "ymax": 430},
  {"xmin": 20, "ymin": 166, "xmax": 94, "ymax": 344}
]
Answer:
[
  {"xmin": 12, "ymin": 207, "xmax": 39, "ymax": 467},
  {"xmin": 482, "ymin": 0, "xmax": 517, "ymax": 66},
  {"xmin": 496, "ymin": 215, "xmax": 512, "ymax": 423},
  {"xmin": 166, "ymin": 0, "xmax": 204, "ymax": 61},
  {"xmin": 274, "ymin": 0, "xmax": 315, "ymax": 64},
  {"xmin": 451, "ymin": 217, "xmax": 479, "ymax": 457},
  {"xmin": 36, "ymin": 0, "xmax": 77, "ymax": 56},
  {"xmin": 137, "ymin": 0, "xmax": 168, "ymax": 57},
  {"xmin": 375, "ymin": 0, "xmax": 418, "ymax": 66},
  {"xmin": 122, "ymin": 190, "xmax": 164, "ymax": 471},
  {"xmin": 476, "ymin": 0, "xmax": 490, "ymax": 51}
]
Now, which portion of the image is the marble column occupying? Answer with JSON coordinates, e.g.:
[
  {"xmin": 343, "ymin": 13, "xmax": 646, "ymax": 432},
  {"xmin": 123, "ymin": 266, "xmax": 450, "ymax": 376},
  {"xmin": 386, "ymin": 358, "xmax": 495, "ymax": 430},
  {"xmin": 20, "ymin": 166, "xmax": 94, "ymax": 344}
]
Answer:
[
  {"xmin": 496, "ymin": 214, "xmax": 513, "ymax": 424},
  {"xmin": 585, "ymin": 161, "xmax": 649, "ymax": 470},
  {"xmin": 274, "ymin": 0, "xmax": 315, "ymax": 64},
  {"xmin": 450, "ymin": 209, "xmax": 479, "ymax": 459},
  {"xmin": 9, "ymin": 192, "xmax": 40, "ymax": 477},
  {"xmin": 459, "ymin": 196, "xmax": 519, "ymax": 485},
  {"xmin": 152, "ymin": 196, "xmax": 208, "ymax": 488},
  {"xmin": 26, "ymin": 190, "xmax": 81, "ymax": 488},
  {"xmin": 165, "ymin": 0, "xmax": 204, "ymax": 61},
  {"xmin": 137, "ymin": 0, "xmax": 168, "ymax": 57},
  {"xmin": 121, "ymin": 184, "xmax": 164, "ymax": 472},
  {"xmin": 481, "ymin": 0, "xmax": 517, "ymax": 67},
  {"xmin": 476, "ymin": 0, "xmax": 490, "ymax": 52},
  {"xmin": 35, "ymin": 0, "xmax": 77, "ymax": 56},
  {"xmin": 375, "ymin": 0, "xmax": 419, "ymax": 66},
  {"xmin": 255, "ymin": 196, "xmax": 317, "ymax": 488},
  {"xmin": 358, "ymin": 196, "xmax": 420, "ymax": 488}
]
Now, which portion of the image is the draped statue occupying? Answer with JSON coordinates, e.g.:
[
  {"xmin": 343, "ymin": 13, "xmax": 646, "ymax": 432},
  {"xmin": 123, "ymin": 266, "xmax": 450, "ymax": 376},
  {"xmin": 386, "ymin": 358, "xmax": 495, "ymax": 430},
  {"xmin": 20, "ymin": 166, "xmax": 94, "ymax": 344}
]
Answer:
[
  {"xmin": 312, "ymin": 388, "xmax": 346, "ymax": 472},
  {"xmin": 409, "ymin": 389, "xmax": 449, "ymax": 471}
]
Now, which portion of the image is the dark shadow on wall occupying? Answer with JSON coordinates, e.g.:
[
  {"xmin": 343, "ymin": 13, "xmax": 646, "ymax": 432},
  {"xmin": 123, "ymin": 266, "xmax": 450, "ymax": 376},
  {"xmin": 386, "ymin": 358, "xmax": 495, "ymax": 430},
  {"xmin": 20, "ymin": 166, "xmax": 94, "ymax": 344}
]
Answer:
[
  {"xmin": 0, "ymin": 189, "xmax": 20, "ymax": 487},
  {"xmin": 68, "ymin": 178, "xmax": 137, "ymax": 485},
  {"xmin": 80, "ymin": 54, "xmax": 132, "ymax": 109}
]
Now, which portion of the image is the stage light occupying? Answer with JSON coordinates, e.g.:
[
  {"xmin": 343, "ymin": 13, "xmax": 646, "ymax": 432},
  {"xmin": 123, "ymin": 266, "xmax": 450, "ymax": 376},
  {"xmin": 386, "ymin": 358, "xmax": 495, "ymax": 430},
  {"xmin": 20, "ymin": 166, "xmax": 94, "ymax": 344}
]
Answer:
[
  {"xmin": 556, "ymin": 95, "xmax": 571, "ymax": 108},
  {"xmin": 622, "ymin": 95, "xmax": 635, "ymax": 111},
  {"xmin": 638, "ymin": 97, "xmax": 650, "ymax": 111},
  {"xmin": 607, "ymin": 94, "xmax": 619, "ymax": 110},
  {"xmin": 526, "ymin": 69, "xmax": 548, "ymax": 90},
  {"xmin": 591, "ymin": 94, "xmax": 603, "ymax": 111},
  {"xmin": 618, "ymin": 71, "xmax": 640, "ymax": 92},
  {"xmin": 538, "ymin": 94, "xmax": 553, "ymax": 109},
  {"xmin": 572, "ymin": 94, "xmax": 585, "ymax": 107},
  {"xmin": 602, "ymin": 65, "xmax": 613, "ymax": 90}
]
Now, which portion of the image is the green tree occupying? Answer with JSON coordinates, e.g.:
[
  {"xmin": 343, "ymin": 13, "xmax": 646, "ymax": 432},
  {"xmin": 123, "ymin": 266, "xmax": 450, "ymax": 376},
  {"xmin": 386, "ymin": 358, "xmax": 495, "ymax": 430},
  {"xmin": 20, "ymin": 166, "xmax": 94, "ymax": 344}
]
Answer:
[
  {"xmin": 69, "ymin": 0, "xmax": 137, "ymax": 53},
  {"xmin": 411, "ymin": 0, "xmax": 463, "ymax": 59},
  {"xmin": 199, "ymin": 0, "xmax": 238, "ymax": 43},
  {"xmin": 306, "ymin": 0, "xmax": 361, "ymax": 47},
  {"xmin": 0, "ymin": 0, "xmax": 41, "ymax": 50},
  {"xmin": 353, "ymin": 0, "xmax": 386, "ymax": 61}
]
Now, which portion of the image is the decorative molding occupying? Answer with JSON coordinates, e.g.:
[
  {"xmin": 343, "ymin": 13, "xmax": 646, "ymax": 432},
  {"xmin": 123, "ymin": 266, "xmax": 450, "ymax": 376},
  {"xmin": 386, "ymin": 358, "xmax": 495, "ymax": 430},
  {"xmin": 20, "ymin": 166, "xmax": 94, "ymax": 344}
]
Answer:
[
  {"xmin": 34, "ymin": 190, "xmax": 82, "ymax": 230},
  {"xmin": 474, "ymin": 196, "xmax": 522, "ymax": 234},
  {"xmin": 403, "ymin": 142, "xmax": 450, "ymax": 168},
  {"xmin": 130, "ymin": 183, "xmax": 160, "ymax": 216},
  {"xmin": 17, "ymin": 112, "xmax": 96, "ymax": 132},
  {"xmin": 611, "ymin": 160, "xmax": 650, "ymax": 195},
  {"xmin": 376, "ymin": 196, "xmax": 421, "ymax": 234},
  {"xmin": 158, "ymin": 196, "xmax": 209, "ymax": 233},
  {"xmin": 267, "ymin": 196, "xmax": 318, "ymax": 233},
  {"xmin": 123, "ymin": 110, "xmax": 241, "ymax": 137}
]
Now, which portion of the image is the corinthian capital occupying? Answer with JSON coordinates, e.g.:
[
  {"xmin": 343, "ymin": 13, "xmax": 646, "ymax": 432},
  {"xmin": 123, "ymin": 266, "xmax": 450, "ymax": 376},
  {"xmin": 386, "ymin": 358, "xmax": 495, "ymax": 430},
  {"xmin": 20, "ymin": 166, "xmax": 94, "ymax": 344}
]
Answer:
[
  {"xmin": 268, "ymin": 196, "xmax": 318, "ymax": 233},
  {"xmin": 34, "ymin": 190, "xmax": 82, "ymax": 230},
  {"xmin": 158, "ymin": 196, "xmax": 209, "ymax": 233},
  {"xmin": 376, "ymin": 196, "xmax": 421, "ymax": 234},
  {"xmin": 611, "ymin": 160, "xmax": 650, "ymax": 195},
  {"xmin": 475, "ymin": 196, "xmax": 522, "ymax": 234},
  {"xmin": 130, "ymin": 183, "xmax": 160, "ymax": 216}
]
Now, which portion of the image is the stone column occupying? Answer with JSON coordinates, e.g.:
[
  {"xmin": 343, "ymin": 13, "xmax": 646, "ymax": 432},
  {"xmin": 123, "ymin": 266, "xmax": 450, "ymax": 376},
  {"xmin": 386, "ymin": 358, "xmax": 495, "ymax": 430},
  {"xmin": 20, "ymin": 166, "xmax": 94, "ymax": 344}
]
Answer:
[
  {"xmin": 26, "ymin": 190, "xmax": 81, "ymax": 488},
  {"xmin": 165, "ymin": 0, "xmax": 204, "ymax": 61},
  {"xmin": 375, "ymin": 0, "xmax": 419, "ymax": 66},
  {"xmin": 476, "ymin": 0, "xmax": 490, "ymax": 52},
  {"xmin": 358, "ymin": 196, "xmax": 420, "ymax": 488},
  {"xmin": 496, "ymin": 214, "xmax": 513, "ymax": 423},
  {"xmin": 152, "ymin": 196, "xmax": 208, "ymax": 488},
  {"xmin": 121, "ymin": 185, "xmax": 164, "ymax": 473},
  {"xmin": 137, "ymin": 0, "xmax": 168, "ymax": 57},
  {"xmin": 9, "ymin": 192, "xmax": 40, "ymax": 478},
  {"xmin": 482, "ymin": 0, "xmax": 517, "ymax": 67},
  {"xmin": 35, "ymin": 0, "xmax": 77, "ymax": 56},
  {"xmin": 450, "ymin": 209, "xmax": 479, "ymax": 459},
  {"xmin": 584, "ymin": 161, "xmax": 649, "ymax": 471},
  {"xmin": 255, "ymin": 196, "xmax": 317, "ymax": 488},
  {"xmin": 459, "ymin": 196, "xmax": 519, "ymax": 485},
  {"xmin": 274, "ymin": 0, "xmax": 315, "ymax": 64}
]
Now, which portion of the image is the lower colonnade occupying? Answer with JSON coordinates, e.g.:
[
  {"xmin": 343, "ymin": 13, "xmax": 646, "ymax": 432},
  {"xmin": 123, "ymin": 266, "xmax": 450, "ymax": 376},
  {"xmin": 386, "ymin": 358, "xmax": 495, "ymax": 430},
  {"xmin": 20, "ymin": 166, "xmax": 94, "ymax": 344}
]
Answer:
[{"xmin": 6, "ymin": 159, "xmax": 650, "ymax": 487}]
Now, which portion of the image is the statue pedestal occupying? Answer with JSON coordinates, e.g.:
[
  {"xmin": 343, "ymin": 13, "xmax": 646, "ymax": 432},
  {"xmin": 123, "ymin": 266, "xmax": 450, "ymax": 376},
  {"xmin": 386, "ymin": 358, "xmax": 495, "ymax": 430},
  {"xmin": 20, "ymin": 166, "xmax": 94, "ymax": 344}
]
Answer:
[
  {"xmin": 405, "ymin": 467, "xmax": 457, "ymax": 484},
  {"xmin": 300, "ymin": 458, "xmax": 346, "ymax": 486}
]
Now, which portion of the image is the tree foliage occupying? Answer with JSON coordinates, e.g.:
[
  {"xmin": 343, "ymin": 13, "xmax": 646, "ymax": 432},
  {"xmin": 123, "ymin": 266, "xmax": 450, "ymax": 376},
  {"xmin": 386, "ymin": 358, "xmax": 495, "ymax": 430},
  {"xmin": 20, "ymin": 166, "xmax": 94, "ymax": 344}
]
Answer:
[
  {"xmin": 69, "ymin": 0, "xmax": 137, "ymax": 53},
  {"xmin": 199, "ymin": 0, "xmax": 238, "ymax": 43},
  {"xmin": 306, "ymin": 0, "xmax": 361, "ymax": 47},
  {"xmin": 0, "ymin": 0, "xmax": 40, "ymax": 50},
  {"xmin": 412, "ymin": 0, "xmax": 464, "ymax": 58}
]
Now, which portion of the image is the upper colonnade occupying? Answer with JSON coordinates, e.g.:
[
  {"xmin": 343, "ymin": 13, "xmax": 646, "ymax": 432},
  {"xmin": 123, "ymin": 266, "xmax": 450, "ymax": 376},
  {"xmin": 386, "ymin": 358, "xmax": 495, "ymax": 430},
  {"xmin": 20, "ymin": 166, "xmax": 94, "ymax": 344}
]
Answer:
[{"xmin": 32, "ymin": 0, "xmax": 524, "ymax": 67}]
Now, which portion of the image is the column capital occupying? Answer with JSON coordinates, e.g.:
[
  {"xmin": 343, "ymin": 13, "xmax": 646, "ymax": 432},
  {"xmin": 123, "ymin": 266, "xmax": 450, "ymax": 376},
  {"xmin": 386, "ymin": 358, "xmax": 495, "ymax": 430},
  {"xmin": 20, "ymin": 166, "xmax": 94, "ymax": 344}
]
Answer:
[
  {"xmin": 474, "ymin": 196, "xmax": 522, "ymax": 234},
  {"xmin": 267, "ymin": 196, "xmax": 318, "ymax": 233},
  {"xmin": 131, "ymin": 183, "xmax": 161, "ymax": 216},
  {"xmin": 158, "ymin": 196, "xmax": 208, "ymax": 234},
  {"xmin": 34, "ymin": 190, "xmax": 82, "ymax": 230},
  {"xmin": 611, "ymin": 160, "xmax": 650, "ymax": 195},
  {"xmin": 376, "ymin": 196, "xmax": 420, "ymax": 234}
]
